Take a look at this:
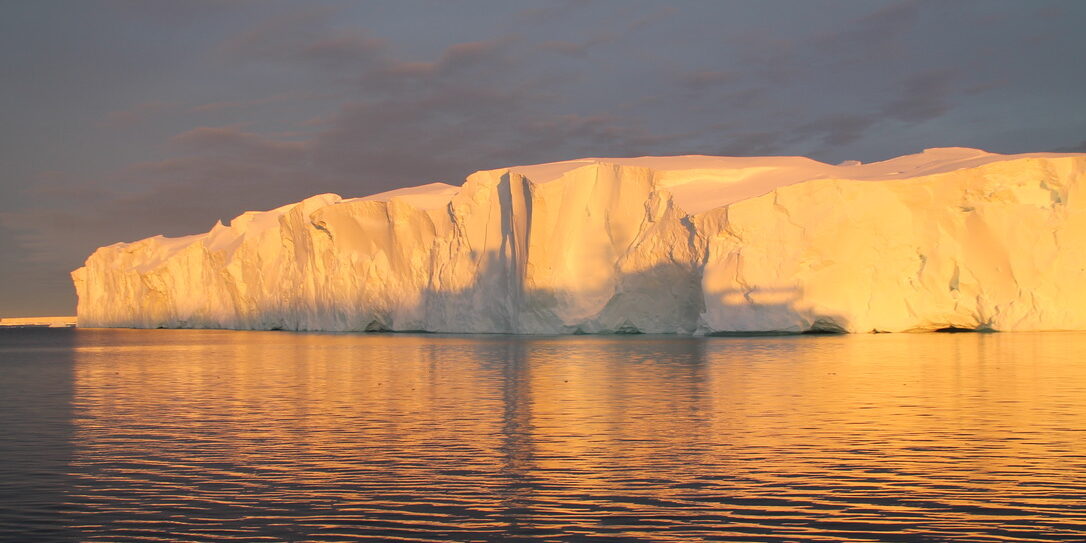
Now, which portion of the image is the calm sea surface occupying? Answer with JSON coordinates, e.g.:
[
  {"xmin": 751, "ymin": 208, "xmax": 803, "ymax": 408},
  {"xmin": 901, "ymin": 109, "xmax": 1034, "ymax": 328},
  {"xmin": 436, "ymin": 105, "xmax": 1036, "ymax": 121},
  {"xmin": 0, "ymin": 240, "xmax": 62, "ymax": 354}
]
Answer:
[{"xmin": 1, "ymin": 328, "xmax": 1084, "ymax": 542}]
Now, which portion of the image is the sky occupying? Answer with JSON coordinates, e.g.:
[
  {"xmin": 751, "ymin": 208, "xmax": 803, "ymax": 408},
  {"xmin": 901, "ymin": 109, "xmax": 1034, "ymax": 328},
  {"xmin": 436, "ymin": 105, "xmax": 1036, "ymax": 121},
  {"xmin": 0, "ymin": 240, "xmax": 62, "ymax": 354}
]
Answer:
[{"xmin": 1, "ymin": 0, "xmax": 1084, "ymax": 317}]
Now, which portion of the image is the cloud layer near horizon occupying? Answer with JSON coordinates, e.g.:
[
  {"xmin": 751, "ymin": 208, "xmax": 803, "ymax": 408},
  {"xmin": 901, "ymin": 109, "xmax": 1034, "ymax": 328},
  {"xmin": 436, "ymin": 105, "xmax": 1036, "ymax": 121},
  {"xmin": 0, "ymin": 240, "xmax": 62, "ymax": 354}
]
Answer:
[{"xmin": 2, "ymin": 0, "xmax": 1085, "ymax": 315}]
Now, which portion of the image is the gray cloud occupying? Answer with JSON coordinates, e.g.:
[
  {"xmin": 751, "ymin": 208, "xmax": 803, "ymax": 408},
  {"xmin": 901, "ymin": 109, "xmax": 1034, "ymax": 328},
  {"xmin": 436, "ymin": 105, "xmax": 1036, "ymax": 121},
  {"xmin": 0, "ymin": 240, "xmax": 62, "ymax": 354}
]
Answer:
[
  {"xmin": 0, "ymin": 220, "xmax": 70, "ymax": 316},
  {"xmin": 538, "ymin": 5, "xmax": 674, "ymax": 58},
  {"xmin": 680, "ymin": 71, "xmax": 738, "ymax": 90},
  {"xmin": 220, "ymin": 6, "xmax": 350, "ymax": 60},
  {"xmin": 514, "ymin": 0, "xmax": 592, "ymax": 25},
  {"xmin": 1054, "ymin": 140, "xmax": 1086, "ymax": 153},
  {"xmin": 718, "ymin": 132, "xmax": 789, "ymax": 157},
  {"xmin": 189, "ymin": 92, "xmax": 313, "ymax": 113},
  {"xmin": 800, "ymin": 114, "xmax": 881, "ymax": 148},
  {"xmin": 809, "ymin": 0, "xmax": 923, "ymax": 67},
  {"xmin": 100, "ymin": 100, "xmax": 180, "ymax": 129},
  {"xmin": 881, "ymin": 69, "xmax": 957, "ymax": 123}
]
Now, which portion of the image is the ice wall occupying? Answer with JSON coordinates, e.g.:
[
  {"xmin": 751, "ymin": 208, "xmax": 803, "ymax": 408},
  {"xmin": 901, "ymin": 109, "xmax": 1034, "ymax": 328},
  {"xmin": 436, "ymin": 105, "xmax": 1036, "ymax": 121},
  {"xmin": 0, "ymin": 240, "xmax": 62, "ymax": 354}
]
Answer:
[{"xmin": 73, "ymin": 148, "xmax": 1086, "ymax": 333}]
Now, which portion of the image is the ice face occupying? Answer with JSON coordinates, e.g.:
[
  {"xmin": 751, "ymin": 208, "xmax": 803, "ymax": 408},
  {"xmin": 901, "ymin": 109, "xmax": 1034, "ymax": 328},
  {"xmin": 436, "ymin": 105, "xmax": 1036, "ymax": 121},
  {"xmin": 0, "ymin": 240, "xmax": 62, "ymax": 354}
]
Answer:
[{"xmin": 72, "ymin": 148, "xmax": 1086, "ymax": 333}]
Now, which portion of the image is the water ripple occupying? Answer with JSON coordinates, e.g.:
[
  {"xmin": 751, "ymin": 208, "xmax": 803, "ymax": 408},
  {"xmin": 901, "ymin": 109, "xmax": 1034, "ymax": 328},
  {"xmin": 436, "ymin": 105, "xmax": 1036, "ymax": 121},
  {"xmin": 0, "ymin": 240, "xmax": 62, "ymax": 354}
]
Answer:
[{"xmin": 1, "ymin": 328, "xmax": 1085, "ymax": 541}]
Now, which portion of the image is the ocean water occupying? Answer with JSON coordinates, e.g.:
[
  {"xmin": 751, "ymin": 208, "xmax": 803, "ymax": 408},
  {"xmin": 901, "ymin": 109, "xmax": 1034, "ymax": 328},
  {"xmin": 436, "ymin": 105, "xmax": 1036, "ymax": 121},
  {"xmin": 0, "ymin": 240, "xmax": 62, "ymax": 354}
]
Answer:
[{"xmin": 1, "ymin": 327, "xmax": 1084, "ymax": 542}]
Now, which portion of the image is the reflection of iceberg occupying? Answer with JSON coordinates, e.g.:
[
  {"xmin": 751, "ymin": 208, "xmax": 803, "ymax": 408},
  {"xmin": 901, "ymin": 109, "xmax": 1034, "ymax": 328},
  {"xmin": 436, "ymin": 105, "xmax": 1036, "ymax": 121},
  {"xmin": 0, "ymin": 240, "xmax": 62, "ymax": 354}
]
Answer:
[{"xmin": 72, "ymin": 148, "xmax": 1086, "ymax": 334}]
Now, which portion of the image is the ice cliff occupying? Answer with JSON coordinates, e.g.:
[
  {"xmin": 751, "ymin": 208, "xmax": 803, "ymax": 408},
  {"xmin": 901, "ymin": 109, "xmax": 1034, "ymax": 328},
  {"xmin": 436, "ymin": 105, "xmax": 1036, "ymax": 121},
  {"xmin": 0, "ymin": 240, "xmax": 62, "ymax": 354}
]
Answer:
[{"xmin": 73, "ymin": 147, "xmax": 1086, "ymax": 334}]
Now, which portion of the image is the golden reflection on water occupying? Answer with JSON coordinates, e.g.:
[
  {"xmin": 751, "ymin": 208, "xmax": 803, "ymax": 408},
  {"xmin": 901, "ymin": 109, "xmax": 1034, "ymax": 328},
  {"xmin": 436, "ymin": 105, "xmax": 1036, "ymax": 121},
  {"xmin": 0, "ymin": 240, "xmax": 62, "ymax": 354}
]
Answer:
[{"xmin": 67, "ymin": 330, "xmax": 1086, "ymax": 541}]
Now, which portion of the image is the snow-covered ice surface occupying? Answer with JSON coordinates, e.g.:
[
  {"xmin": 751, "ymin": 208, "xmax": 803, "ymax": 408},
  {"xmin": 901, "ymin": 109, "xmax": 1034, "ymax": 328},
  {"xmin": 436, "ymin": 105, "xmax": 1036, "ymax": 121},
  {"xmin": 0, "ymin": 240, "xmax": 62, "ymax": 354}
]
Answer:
[{"xmin": 73, "ymin": 148, "xmax": 1086, "ymax": 334}]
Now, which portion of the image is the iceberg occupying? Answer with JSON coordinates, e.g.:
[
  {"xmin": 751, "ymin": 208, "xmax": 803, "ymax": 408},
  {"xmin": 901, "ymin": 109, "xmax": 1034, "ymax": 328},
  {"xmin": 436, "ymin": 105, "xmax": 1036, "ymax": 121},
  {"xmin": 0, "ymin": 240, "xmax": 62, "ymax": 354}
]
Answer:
[{"xmin": 73, "ymin": 147, "xmax": 1086, "ymax": 334}]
